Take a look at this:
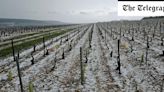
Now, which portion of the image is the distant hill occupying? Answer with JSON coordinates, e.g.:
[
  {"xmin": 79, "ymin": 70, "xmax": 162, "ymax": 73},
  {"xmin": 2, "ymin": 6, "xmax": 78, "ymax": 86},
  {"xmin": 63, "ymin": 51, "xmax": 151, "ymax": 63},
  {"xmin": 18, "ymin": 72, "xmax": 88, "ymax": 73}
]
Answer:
[
  {"xmin": 0, "ymin": 18, "xmax": 67, "ymax": 27},
  {"xmin": 142, "ymin": 16, "xmax": 164, "ymax": 20}
]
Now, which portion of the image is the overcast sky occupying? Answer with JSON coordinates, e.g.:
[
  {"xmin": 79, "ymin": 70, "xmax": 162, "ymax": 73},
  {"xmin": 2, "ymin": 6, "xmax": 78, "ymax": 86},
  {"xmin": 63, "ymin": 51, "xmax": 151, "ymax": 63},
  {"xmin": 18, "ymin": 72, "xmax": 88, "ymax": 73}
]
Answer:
[{"xmin": 0, "ymin": 0, "xmax": 142, "ymax": 23}]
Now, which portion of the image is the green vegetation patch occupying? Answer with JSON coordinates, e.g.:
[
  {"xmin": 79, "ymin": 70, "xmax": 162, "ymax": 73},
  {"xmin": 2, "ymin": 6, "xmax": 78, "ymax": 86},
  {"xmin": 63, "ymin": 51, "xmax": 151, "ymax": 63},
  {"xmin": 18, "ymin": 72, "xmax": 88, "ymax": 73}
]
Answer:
[
  {"xmin": 0, "ymin": 29, "xmax": 70, "ymax": 58},
  {"xmin": 0, "ymin": 28, "xmax": 57, "ymax": 48}
]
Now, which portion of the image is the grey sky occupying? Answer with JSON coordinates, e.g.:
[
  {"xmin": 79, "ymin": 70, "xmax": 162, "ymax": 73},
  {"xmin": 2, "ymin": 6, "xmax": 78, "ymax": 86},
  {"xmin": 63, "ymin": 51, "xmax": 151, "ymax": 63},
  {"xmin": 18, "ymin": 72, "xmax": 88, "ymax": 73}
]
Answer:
[{"xmin": 0, "ymin": 0, "xmax": 142, "ymax": 23}]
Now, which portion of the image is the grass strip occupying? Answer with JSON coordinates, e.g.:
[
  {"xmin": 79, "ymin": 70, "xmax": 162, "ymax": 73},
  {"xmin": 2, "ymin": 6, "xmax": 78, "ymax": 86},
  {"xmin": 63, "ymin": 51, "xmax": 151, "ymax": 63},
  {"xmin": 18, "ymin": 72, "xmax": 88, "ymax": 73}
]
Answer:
[
  {"xmin": 0, "ymin": 28, "xmax": 57, "ymax": 48},
  {"xmin": 0, "ymin": 29, "xmax": 70, "ymax": 58}
]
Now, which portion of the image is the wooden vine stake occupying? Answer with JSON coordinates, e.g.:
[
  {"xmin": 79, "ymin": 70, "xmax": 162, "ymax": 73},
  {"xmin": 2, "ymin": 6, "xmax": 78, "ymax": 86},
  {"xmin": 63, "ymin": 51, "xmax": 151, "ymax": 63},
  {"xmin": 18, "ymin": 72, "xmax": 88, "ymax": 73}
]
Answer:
[
  {"xmin": 62, "ymin": 48, "xmax": 65, "ymax": 59},
  {"xmin": 33, "ymin": 45, "xmax": 36, "ymax": 52},
  {"xmin": 132, "ymin": 28, "xmax": 134, "ymax": 41},
  {"xmin": 146, "ymin": 36, "xmax": 149, "ymax": 65},
  {"xmin": 116, "ymin": 39, "xmax": 121, "ymax": 74},
  {"xmin": 54, "ymin": 54, "xmax": 57, "ymax": 69},
  {"xmin": 43, "ymin": 37, "xmax": 46, "ymax": 56},
  {"xmin": 110, "ymin": 51, "xmax": 113, "ymax": 57},
  {"xmin": 51, "ymin": 53, "xmax": 57, "ymax": 71},
  {"xmin": 60, "ymin": 37, "xmax": 62, "ymax": 45},
  {"xmin": 15, "ymin": 55, "xmax": 24, "ymax": 92},
  {"xmin": 11, "ymin": 39, "xmax": 23, "ymax": 92},
  {"xmin": 17, "ymin": 50, "xmax": 20, "ymax": 59},
  {"xmin": 120, "ymin": 28, "xmax": 122, "ymax": 41},
  {"xmin": 85, "ymin": 50, "xmax": 88, "ymax": 63},
  {"xmin": 31, "ymin": 53, "xmax": 34, "ymax": 65},
  {"xmin": 80, "ymin": 47, "xmax": 84, "ymax": 85},
  {"xmin": 89, "ymin": 29, "xmax": 93, "ymax": 48},
  {"xmin": 105, "ymin": 29, "xmax": 107, "ymax": 44},
  {"xmin": 11, "ymin": 39, "xmax": 16, "ymax": 61},
  {"xmin": 161, "ymin": 37, "xmax": 163, "ymax": 46}
]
